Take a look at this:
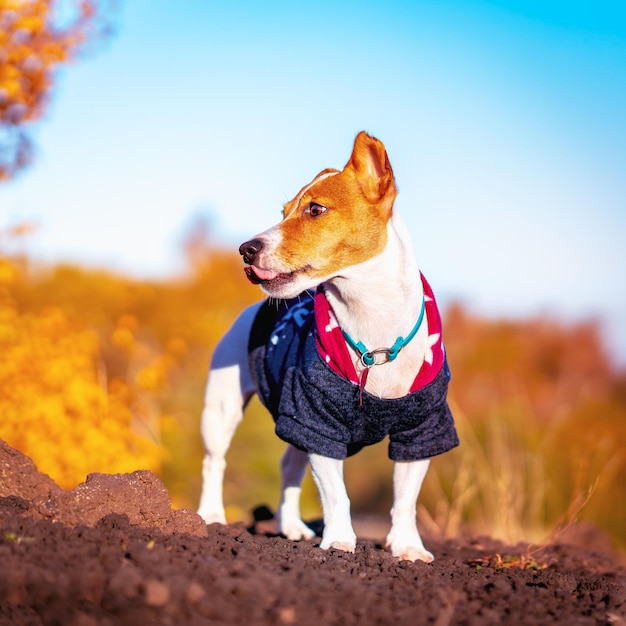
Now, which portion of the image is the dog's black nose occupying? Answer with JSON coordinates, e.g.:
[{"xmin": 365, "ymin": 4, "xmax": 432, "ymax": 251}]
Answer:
[{"xmin": 239, "ymin": 239, "xmax": 264, "ymax": 265}]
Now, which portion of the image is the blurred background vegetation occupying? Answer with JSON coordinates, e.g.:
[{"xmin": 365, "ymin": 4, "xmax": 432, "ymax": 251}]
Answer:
[{"xmin": 1, "ymin": 235, "xmax": 625, "ymax": 554}]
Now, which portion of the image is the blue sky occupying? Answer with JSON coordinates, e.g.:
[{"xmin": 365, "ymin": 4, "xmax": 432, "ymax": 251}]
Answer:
[{"xmin": 1, "ymin": 0, "xmax": 625, "ymax": 363}]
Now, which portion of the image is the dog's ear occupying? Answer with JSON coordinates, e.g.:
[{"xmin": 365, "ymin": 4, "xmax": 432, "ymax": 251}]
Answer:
[{"xmin": 347, "ymin": 131, "xmax": 397, "ymax": 210}]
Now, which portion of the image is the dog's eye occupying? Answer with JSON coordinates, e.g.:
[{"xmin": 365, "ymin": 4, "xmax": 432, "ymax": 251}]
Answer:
[{"xmin": 307, "ymin": 203, "xmax": 327, "ymax": 218}]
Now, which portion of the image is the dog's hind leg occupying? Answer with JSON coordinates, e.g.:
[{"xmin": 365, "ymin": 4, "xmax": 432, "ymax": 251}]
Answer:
[
  {"xmin": 277, "ymin": 445, "xmax": 315, "ymax": 540},
  {"xmin": 197, "ymin": 303, "xmax": 261, "ymax": 525},
  {"xmin": 386, "ymin": 458, "xmax": 434, "ymax": 562}
]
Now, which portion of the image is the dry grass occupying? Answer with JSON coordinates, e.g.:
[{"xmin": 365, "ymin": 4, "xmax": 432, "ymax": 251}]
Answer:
[{"xmin": 418, "ymin": 395, "xmax": 612, "ymax": 552}]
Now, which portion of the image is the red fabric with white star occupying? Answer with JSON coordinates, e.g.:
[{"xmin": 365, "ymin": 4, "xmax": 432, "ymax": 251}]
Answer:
[{"xmin": 314, "ymin": 273, "xmax": 445, "ymax": 393}]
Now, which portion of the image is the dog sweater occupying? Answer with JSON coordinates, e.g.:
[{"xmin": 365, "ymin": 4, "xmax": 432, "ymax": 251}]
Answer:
[{"xmin": 248, "ymin": 274, "xmax": 459, "ymax": 461}]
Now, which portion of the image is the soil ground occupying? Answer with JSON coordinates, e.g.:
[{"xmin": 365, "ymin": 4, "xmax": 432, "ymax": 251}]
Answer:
[{"xmin": 1, "ymin": 439, "xmax": 625, "ymax": 625}]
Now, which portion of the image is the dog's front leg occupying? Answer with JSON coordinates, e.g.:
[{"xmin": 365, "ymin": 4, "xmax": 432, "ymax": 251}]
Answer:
[
  {"xmin": 309, "ymin": 453, "xmax": 356, "ymax": 552},
  {"xmin": 278, "ymin": 446, "xmax": 316, "ymax": 540},
  {"xmin": 386, "ymin": 458, "xmax": 434, "ymax": 562}
]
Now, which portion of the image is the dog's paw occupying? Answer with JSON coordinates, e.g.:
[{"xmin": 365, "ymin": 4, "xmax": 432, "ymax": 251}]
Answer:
[
  {"xmin": 386, "ymin": 528, "xmax": 434, "ymax": 562},
  {"xmin": 391, "ymin": 544, "xmax": 434, "ymax": 563},
  {"xmin": 320, "ymin": 534, "xmax": 357, "ymax": 553},
  {"xmin": 197, "ymin": 508, "xmax": 227, "ymax": 525},
  {"xmin": 326, "ymin": 541, "xmax": 356, "ymax": 553},
  {"xmin": 279, "ymin": 518, "xmax": 316, "ymax": 541}
]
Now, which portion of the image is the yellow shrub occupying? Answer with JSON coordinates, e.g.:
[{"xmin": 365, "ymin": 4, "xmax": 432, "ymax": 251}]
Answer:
[{"xmin": 0, "ymin": 261, "xmax": 163, "ymax": 489}]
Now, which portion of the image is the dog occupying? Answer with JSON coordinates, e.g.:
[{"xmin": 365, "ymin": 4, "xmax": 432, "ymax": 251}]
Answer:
[{"xmin": 197, "ymin": 132, "xmax": 458, "ymax": 562}]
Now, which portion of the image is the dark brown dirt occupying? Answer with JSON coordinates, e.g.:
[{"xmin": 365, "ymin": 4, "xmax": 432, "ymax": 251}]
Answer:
[{"xmin": 1, "ymin": 440, "xmax": 625, "ymax": 625}]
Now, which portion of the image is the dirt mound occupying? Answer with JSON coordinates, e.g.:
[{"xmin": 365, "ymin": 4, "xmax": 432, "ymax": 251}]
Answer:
[{"xmin": 1, "ymin": 440, "xmax": 625, "ymax": 625}]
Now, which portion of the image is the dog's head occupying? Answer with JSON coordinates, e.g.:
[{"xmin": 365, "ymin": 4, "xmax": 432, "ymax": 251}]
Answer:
[{"xmin": 240, "ymin": 131, "xmax": 398, "ymax": 299}]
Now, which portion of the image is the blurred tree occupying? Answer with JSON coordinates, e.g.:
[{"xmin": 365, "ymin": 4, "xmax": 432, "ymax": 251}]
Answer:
[{"xmin": 0, "ymin": 0, "xmax": 116, "ymax": 180}]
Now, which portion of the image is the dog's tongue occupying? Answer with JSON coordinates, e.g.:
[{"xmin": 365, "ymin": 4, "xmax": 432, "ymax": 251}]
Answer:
[
  {"xmin": 245, "ymin": 265, "xmax": 279, "ymax": 283},
  {"xmin": 253, "ymin": 267, "xmax": 279, "ymax": 281}
]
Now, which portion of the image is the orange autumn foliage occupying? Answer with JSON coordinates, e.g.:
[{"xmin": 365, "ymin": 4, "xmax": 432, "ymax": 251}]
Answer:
[
  {"xmin": 444, "ymin": 302, "xmax": 614, "ymax": 423},
  {"xmin": 0, "ymin": 233, "xmax": 261, "ymax": 496},
  {"xmin": 0, "ymin": 258, "xmax": 163, "ymax": 487},
  {"xmin": 431, "ymin": 304, "xmax": 626, "ymax": 547},
  {"xmin": 0, "ymin": 0, "xmax": 115, "ymax": 179}
]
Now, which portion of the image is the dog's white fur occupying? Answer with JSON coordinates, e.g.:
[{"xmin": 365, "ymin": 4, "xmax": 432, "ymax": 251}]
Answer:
[{"xmin": 198, "ymin": 134, "xmax": 435, "ymax": 562}]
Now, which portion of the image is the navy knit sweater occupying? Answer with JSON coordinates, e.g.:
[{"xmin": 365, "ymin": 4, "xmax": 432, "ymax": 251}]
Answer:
[{"xmin": 248, "ymin": 294, "xmax": 459, "ymax": 461}]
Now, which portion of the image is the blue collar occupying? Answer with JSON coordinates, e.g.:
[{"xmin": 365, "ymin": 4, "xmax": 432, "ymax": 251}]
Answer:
[{"xmin": 342, "ymin": 296, "xmax": 426, "ymax": 367}]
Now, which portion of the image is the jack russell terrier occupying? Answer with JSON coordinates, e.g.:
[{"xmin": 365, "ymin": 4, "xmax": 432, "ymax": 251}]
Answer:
[{"xmin": 197, "ymin": 131, "xmax": 458, "ymax": 562}]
